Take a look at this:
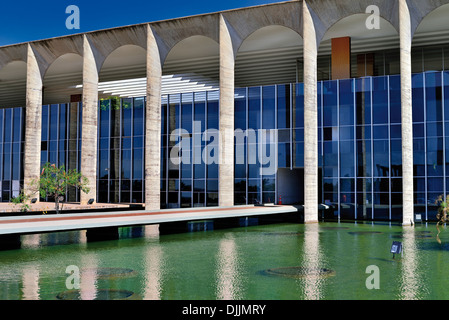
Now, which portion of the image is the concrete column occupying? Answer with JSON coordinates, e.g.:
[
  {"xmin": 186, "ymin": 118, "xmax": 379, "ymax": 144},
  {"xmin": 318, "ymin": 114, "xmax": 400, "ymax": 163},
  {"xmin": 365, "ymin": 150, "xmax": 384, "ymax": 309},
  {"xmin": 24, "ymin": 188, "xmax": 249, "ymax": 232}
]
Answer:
[
  {"xmin": 399, "ymin": 0, "xmax": 414, "ymax": 226},
  {"xmin": 302, "ymin": 1, "xmax": 319, "ymax": 223},
  {"xmin": 219, "ymin": 14, "xmax": 235, "ymax": 207},
  {"xmin": 80, "ymin": 35, "xmax": 99, "ymax": 205},
  {"xmin": 145, "ymin": 25, "xmax": 162, "ymax": 210},
  {"xmin": 23, "ymin": 44, "xmax": 43, "ymax": 202}
]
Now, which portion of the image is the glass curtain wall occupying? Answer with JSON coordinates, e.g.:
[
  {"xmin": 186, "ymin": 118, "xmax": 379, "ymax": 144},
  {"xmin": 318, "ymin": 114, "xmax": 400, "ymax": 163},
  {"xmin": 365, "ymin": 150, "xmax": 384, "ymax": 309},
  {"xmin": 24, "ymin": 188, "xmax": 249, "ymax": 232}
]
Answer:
[
  {"xmin": 1, "ymin": 71, "xmax": 449, "ymax": 222},
  {"xmin": 97, "ymin": 98, "xmax": 145, "ymax": 204},
  {"xmin": 234, "ymin": 85, "xmax": 293, "ymax": 206},
  {"xmin": 161, "ymin": 91, "xmax": 219, "ymax": 209},
  {"xmin": 413, "ymin": 71, "xmax": 447, "ymax": 221},
  {"xmin": 321, "ymin": 75, "xmax": 404, "ymax": 221},
  {"xmin": 40, "ymin": 103, "xmax": 82, "ymax": 202},
  {"xmin": 0, "ymin": 108, "xmax": 25, "ymax": 202}
]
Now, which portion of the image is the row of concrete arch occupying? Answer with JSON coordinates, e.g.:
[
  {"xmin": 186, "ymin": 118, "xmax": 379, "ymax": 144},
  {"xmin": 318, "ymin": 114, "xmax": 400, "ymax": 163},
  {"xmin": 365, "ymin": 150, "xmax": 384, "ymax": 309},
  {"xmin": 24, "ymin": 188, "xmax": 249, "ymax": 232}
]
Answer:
[
  {"xmin": 0, "ymin": 0, "xmax": 448, "ymax": 225},
  {"xmin": 0, "ymin": 0, "xmax": 448, "ymax": 83}
]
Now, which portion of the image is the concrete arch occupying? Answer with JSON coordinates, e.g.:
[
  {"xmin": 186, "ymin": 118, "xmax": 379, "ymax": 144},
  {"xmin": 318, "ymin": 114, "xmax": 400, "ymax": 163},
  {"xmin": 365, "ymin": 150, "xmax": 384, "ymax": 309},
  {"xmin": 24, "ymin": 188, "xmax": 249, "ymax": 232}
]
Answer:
[
  {"xmin": 162, "ymin": 35, "xmax": 220, "ymax": 81},
  {"xmin": 234, "ymin": 24, "xmax": 303, "ymax": 86},
  {"xmin": 99, "ymin": 44, "xmax": 147, "ymax": 83},
  {"xmin": 0, "ymin": 60, "xmax": 27, "ymax": 107},
  {"xmin": 316, "ymin": 12, "xmax": 400, "ymax": 80},
  {"xmin": 412, "ymin": 2, "xmax": 449, "ymax": 42},
  {"xmin": 0, "ymin": 44, "xmax": 27, "ymax": 72},
  {"xmin": 42, "ymin": 52, "xmax": 83, "ymax": 104},
  {"xmin": 222, "ymin": 1, "xmax": 302, "ymax": 59},
  {"xmin": 150, "ymin": 14, "xmax": 219, "ymax": 67},
  {"xmin": 29, "ymin": 36, "xmax": 84, "ymax": 81},
  {"xmin": 318, "ymin": 12, "xmax": 399, "ymax": 52},
  {"xmin": 236, "ymin": 24, "xmax": 303, "ymax": 55},
  {"xmin": 305, "ymin": 0, "xmax": 400, "ymax": 46},
  {"xmin": 85, "ymin": 25, "xmax": 147, "ymax": 74},
  {"xmin": 407, "ymin": 0, "xmax": 449, "ymax": 37}
]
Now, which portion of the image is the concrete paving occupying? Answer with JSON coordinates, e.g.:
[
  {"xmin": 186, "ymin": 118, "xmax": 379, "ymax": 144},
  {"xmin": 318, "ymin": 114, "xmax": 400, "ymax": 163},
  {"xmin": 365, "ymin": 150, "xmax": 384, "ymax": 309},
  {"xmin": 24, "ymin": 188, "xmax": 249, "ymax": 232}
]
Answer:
[
  {"xmin": 0, "ymin": 202, "xmax": 131, "ymax": 213},
  {"xmin": 0, "ymin": 205, "xmax": 300, "ymax": 236}
]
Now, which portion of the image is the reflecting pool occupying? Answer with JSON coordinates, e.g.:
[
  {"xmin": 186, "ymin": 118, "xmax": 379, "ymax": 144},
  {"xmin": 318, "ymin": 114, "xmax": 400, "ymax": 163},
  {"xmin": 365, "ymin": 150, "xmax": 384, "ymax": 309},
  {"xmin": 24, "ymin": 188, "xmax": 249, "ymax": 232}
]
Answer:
[{"xmin": 1, "ymin": 221, "xmax": 449, "ymax": 300}]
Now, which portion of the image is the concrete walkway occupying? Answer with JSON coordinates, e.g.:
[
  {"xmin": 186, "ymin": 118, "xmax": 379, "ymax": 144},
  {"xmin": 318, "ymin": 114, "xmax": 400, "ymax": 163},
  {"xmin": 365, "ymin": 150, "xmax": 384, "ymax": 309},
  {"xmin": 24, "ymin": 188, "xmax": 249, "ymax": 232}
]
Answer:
[
  {"xmin": 0, "ymin": 202, "xmax": 131, "ymax": 213},
  {"xmin": 0, "ymin": 205, "xmax": 300, "ymax": 236}
]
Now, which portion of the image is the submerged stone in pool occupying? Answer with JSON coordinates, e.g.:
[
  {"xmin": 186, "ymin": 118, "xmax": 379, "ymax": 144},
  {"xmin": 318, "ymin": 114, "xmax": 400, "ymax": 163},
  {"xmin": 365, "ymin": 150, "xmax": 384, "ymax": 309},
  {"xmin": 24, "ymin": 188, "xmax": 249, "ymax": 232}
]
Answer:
[
  {"xmin": 56, "ymin": 289, "xmax": 136, "ymax": 300},
  {"xmin": 263, "ymin": 267, "xmax": 336, "ymax": 279}
]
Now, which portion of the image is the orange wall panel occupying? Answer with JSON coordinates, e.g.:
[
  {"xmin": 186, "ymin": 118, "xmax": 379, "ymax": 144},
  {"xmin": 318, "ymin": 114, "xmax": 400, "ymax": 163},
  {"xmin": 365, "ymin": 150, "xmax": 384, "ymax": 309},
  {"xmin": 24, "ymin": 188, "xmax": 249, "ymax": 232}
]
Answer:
[{"xmin": 331, "ymin": 37, "xmax": 351, "ymax": 80}]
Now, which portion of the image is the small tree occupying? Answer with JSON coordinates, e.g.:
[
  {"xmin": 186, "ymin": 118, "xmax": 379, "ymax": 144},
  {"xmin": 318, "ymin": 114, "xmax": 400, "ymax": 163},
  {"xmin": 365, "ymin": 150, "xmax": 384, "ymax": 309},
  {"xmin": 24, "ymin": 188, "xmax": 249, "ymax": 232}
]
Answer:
[
  {"xmin": 34, "ymin": 163, "xmax": 90, "ymax": 214},
  {"xmin": 12, "ymin": 191, "xmax": 31, "ymax": 213},
  {"xmin": 435, "ymin": 195, "xmax": 449, "ymax": 244}
]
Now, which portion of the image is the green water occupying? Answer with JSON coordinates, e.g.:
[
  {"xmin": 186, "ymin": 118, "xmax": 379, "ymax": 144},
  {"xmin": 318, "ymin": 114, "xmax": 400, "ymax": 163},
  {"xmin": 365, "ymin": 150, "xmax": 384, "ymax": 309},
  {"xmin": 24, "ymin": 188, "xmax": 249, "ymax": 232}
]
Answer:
[{"xmin": 1, "ymin": 221, "xmax": 449, "ymax": 300}]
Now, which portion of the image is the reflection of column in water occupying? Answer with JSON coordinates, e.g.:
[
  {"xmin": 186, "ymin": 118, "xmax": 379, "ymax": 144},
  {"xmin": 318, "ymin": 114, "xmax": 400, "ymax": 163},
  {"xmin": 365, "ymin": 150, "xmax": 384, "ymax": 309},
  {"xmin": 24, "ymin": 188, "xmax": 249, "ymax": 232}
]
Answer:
[
  {"xmin": 144, "ymin": 246, "xmax": 164, "ymax": 300},
  {"xmin": 216, "ymin": 235, "xmax": 242, "ymax": 300},
  {"xmin": 21, "ymin": 234, "xmax": 41, "ymax": 249},
  {"xmin": 22, "ymin": 265, "xmax": 40, "ymax": 300},
  {"xmin": 80, "ymin": 254, "xmax": 98, "ymax": 300},
  {"xmin": 144, "ymin": 225, "xmax": 160, "ymax": 241},
  {"xmin": 302, "ymin": 224, "xmax": 322, "ymax": 300},
  {"xmin": 399, "ymin": 228, "xmax": 425, "ymax": 300}
]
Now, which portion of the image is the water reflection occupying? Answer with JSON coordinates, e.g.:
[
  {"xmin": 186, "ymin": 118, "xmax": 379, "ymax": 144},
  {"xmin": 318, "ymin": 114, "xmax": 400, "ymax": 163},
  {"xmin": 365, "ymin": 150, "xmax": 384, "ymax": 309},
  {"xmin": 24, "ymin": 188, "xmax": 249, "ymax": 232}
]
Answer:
[
  {"xmin": 216, "ymin": 234, "xmax": 242, "ymax": 300},
  {"xmin": 2, "ymin": 222, "xmax": 446, "ymax": 300},
  {"xmin": 144, "ymin": 225, "xmax": 160, "ymax": 241},
  {"xmin": 143, "ymin": 246, "xmax": 164, "ymax": 300},
  {"xmin": 301, "ymin": 224, "xmax": 323, "ymax": 300},
  {"xmin": 80, "ymin": 254, "xmax": 99, "ymax": 300},
  {"xmin": 398, "ymin": 228, "xmax": 427, "ymax": 300},
  {"xmin": 21, "ymin": 231, "xmax": 87, "ymax": 249},
  {"xmin": 22, "ymin": 265, "xmax": 40, "ymax": 300}
]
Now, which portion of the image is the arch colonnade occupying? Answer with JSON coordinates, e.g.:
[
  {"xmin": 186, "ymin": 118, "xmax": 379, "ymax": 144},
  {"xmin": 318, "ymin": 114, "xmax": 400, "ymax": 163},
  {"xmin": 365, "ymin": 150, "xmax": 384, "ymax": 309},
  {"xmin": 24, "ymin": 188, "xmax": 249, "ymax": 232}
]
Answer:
[{"xmin": 0, "ymin": 0, "xmax": 448, "ymax": 225}]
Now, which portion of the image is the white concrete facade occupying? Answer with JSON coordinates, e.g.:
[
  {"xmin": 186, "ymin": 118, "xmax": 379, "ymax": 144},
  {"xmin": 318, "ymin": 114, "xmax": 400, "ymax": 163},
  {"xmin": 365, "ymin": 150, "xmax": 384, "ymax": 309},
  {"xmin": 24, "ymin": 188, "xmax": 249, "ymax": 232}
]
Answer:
[{"xmin": 1, "ymin": 0, "xmax": 449, "ymax": 223}]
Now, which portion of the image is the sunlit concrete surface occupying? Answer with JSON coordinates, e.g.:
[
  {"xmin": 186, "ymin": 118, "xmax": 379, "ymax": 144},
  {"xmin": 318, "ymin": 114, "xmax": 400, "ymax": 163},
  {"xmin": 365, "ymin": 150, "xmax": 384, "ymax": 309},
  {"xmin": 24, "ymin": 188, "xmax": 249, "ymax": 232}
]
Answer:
[{"xmin": 0, "ymin": 205, "xmax": 299, "ymax": 236}]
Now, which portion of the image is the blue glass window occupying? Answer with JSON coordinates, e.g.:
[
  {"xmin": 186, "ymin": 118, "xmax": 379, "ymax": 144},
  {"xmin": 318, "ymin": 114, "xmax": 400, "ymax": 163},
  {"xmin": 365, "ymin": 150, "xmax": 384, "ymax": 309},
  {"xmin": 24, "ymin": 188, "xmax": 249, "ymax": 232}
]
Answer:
[
  {"xmin": 444, "ymin": 71, "xmax": 449, "ymax": 121},
  {"xmin": 356, "ymin": 78, "xmax": 371, "ymax": 125},
  {"xmin": 207, "ymin": 92, "xmax": 219, "ymax": 130},
  {"xmin": 235, "ymin": 88, "xmax": 246, "ymax": 131},
  {"xmin": 373, "ymin": 140, "xmax": 389, "ymax": 177},
  {"xmin": 122, "ymin": 99, "xmax": 132, "ymax": 137},
  {"xmin": 262, "ymin": 86, "xmax": 275, "ymax": 129},
  {"xmin": 389, "ymin": 75, "xmax": 401, "ymax": 124},
  {"xmin": 181, "ymin": 93, "xmax": 193, "ymax": 134},
  {"xmin": 340, "ymin": 140, "xmax": 355, "ymax": 178},
  {"xmin": 339, "ymin": 79, "xmax": 354, "ymax": 126},
  {"xmin": 372, "ymin": 77, "xmax": 389, "ymax": 124},
  {"xmin": 277, "ymin": 85, "xmax": 291, "ymax": 129},
  {"xmin": 323, "ymin": 81, "xmax": 338, "ymax": 127},
  {"xmin": 133, "ymin": 98, "xmax": 145, "ymax": 136},
  {"xmin": 412, "ymin": 73, "xmax": 425, "ymax": 123},
  {"xmin": 295, "ymin": 83, "xmax": 304, "ymax": 128},
  {"xmin": 248, "ymin": 87, "xmax": 261, "ymax": 130},
  {"xmin": 426, "ymin": 72, "xmax": 443, "ymax": 122}
]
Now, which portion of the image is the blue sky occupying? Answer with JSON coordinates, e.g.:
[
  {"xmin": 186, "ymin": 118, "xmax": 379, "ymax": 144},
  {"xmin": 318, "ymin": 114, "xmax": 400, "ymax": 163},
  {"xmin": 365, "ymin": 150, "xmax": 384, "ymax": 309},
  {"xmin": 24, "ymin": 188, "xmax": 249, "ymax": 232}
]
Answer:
[{"xmin": 0, "ymin": 0, "xmax": 285, "ymax": 46}]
